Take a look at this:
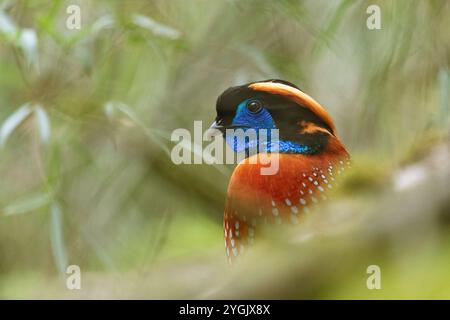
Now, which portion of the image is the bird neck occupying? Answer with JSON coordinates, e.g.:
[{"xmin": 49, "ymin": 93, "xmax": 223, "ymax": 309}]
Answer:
[{"xmin": 276, "ymin": 130, "xmax": 347, "ymax": 156}]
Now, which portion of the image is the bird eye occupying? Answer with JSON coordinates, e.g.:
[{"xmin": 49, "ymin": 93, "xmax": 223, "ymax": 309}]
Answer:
[{"xmin": 246, "ymin": 100, "xmax": 262, "ymax": 113}]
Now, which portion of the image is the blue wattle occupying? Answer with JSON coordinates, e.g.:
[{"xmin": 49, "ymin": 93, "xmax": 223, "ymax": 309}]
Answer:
[{"xmin": 277, "ymin": 141, "xmax": 311, "ymax": 154}]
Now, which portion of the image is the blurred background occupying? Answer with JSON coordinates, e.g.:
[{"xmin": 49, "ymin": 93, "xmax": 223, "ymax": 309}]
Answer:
[{"xmin": 0, "ymin": 0, "xmax": 449, "ymax": 299}]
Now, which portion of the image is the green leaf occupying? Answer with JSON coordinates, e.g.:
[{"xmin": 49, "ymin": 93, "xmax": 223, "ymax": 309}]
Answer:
[
  {"xmin": 91, "ymin": 15, "xmax": 115, "ymax": 33},
  {"xmin": 0, "ymin": 10, "xmax": 17, "ymax": 40},
  {"xmin": 34, "ymin": 105, "xmax": 51, "ymax": 144},
  {"xmin": 0, "ymin": 103, "xmax": 32, "ymax": 148},
  {"xmin": 17, "ymin": 28, "xmax": 39, "ymax": 68},
  {"xmin": 103, "ymin": 101, "xmax": 116, "ymax": 119},
  {"xmin": 103, "ymin": 101, "xmax": 139, "ymax": 124},
  {"xmin": 131, "ymin": 14, "xmax": 180, "ymax": 39},
  {"xmin": 50, "ymin": 202, "xmax": 68, "ymax": 275},
  {"xmin": 3, "ymin": 192, "xmax": 52, "ymax": 216}
]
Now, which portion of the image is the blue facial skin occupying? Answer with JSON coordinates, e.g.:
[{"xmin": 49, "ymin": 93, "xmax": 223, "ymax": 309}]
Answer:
[{"xmin": 225, "ymin": 99, "xmax": 312, "ymax": 155}]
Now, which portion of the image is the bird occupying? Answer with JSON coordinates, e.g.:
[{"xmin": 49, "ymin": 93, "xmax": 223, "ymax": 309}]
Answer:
[{"xmin": 211, "ymin": 79, "xmax": 350, "ymax": 263}]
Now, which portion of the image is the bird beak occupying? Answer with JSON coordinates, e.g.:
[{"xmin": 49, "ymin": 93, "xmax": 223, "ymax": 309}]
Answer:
[
  {"xmin": 210, "ymin": 121, "xmax": 219, "ymax": 130},
  {"xmin": 206, "ymin": 121, "xmax": 251, "ymax": 139},
  {"xmin": 205, "ymin": 121, "xmax": 224, "ymax": 139}
]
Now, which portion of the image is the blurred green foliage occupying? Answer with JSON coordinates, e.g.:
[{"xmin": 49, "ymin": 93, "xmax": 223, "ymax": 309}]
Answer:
[{"xmin": 0, "ymin": 0, "xmax": 449, "ymax": 299}]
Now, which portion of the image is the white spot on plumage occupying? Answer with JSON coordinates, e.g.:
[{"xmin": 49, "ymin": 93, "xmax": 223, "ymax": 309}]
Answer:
[
  {"xmin": 313, "ymin": 180, "xmax": 319, "ymax": 186},
  {"xmin": 285, "ymin": 198, "xmax": 292, "ymax": 206},
  {"xmin": 231, "ymin": 239, "xmax": 235, "ymax": 247},
  {"xmin": 272, "ymin": 207, "xmax": 279, "ymax": 216},
  {"xmin": 300, "ymin": 198, "xmax": 306, "ymax": 205},
  {"xmin": 291, "ymin": 205, "xmax": 298, "ymax": 214},
  {"xmin": 318, "ymin": 186, "xmax": 324, "ymax": 192}
]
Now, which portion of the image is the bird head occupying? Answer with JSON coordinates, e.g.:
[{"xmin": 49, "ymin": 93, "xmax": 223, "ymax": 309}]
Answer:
[{"xmin": 212, "ymin": 79, "xmax": 339, "ymax": 155}]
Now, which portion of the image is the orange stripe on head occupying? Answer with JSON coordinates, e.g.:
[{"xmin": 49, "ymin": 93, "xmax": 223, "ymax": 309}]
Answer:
[{"xmin": 249, "ymin": 81, "xmax": 337, "ymax": 135}]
